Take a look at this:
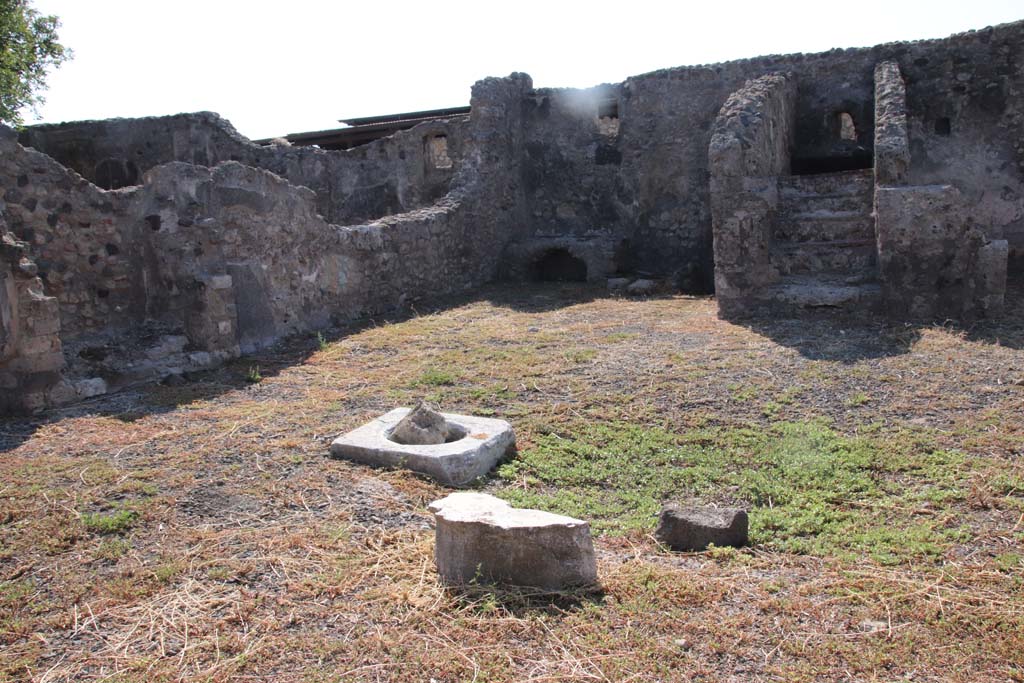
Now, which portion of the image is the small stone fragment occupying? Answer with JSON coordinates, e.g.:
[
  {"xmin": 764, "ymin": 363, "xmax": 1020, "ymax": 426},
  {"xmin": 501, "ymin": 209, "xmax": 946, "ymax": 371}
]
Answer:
[
  {"xmin": 390, "ymin": 401, "xmax": 448, "ymax": 445},
  {"xmin": 75, "ymin": 377, "xmax": 108, "ymax": 399},
  {"xmin": 607, "ymin": 277, "xmax": 631, "ymax": 292},
  {"xmin": 626, "ymin": 278, "xmax": 657, "ymax": 296},
  {"xmin": 655, "ymin": 504, "xmax": 748, "ymax": 551},
  {"xmin": 429, "ymin": 492, "xmax": 597, "ymax": 590}
]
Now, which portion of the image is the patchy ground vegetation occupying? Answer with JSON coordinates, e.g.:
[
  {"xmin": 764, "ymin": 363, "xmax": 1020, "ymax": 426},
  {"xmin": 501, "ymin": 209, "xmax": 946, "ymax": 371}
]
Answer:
[{"xmin": 1, "ymin": 282, "xmax": 1023, "ymax": 682}]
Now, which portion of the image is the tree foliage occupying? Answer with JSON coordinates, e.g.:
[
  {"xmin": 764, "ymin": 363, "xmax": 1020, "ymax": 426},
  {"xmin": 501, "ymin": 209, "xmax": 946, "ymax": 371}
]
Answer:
[{"xmin": 0, "ymin": 0, "xmax": 69, "ymax": 125}]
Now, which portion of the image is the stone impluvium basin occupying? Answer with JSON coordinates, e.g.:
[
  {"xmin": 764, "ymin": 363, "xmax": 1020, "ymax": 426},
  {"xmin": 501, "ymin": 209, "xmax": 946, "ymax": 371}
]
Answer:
[{"xmin": 329, "ymin": 402, "xmax": 515, "ymax": 487}]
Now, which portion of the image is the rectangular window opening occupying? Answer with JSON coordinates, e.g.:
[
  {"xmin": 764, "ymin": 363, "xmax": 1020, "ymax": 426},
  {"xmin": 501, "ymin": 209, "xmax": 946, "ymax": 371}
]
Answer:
[
  {"xmin": 425, "ymin": 134, "xmax": 453, "ymax": 169},
  {"xmin": 597, "ymin": 99, "xmax": 620, "ymax": 136}
]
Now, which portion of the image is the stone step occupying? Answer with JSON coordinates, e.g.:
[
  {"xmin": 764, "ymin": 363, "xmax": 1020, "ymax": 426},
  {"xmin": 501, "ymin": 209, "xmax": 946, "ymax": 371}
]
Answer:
[
  {"xmin": 773, "ymin": 212, "xmax": 875, "ymax": 242},
  {"xmin": 761, "ymin": 274, "xmax": 882, "ymax": 311},
  {"xmin": 771, "ymin": 239, "xmax": 877, "ymax": 275},
  {"xmin": 778, "ymin": 169, "xmax": 874, "ymax": 197},
  {"xmin": 778, "ymin": 192, "xmax": 872, "ymax": 213}
]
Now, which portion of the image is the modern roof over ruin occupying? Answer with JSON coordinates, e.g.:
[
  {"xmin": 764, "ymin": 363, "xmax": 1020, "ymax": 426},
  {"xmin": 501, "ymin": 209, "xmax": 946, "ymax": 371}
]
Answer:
[{"xmin": 255, "ymin": 105, "xmax": 470, "ymax": 150}]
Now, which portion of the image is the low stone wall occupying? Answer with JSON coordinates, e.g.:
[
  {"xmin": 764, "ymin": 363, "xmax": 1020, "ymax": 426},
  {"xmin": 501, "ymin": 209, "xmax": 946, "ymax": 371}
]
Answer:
[
  {"xmin": 709, "ymin": 72, "xmax": 797, "ymax": 317},
  {"xmin": 876, "ymin": 185, "xmax": 1007, "ymax": 320}
]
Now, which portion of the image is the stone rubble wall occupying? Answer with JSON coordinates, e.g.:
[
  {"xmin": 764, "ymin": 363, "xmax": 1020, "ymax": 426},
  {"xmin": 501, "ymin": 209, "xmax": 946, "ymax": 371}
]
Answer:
[
  {"xmin": 873, "ymin": 61, "xmax": 911, "ymax": 186},
  {"xmin": 872, "ymin": 61, "xmax": 1008, "ymax": 320},
  {"xmin": 18, "ymin": 111, "xmax": 468, "ymax": 227},
  {"xmin": 876, "ymin": 185, "xmax": 1007, "ymax": 319},
  {"xmin": 518, "ymin": 21, "xmax": 1024, "ymax": 286},
  {"xmin": 708, "ymin": 72, "xmax": 797, "ymax": 317},
  {"xmin": 0, "ymin": 74, "xmax": 531, "ymax": 413},
  {"xmin": 0, "ymin": 218, "xmax": 66, "ymax": 413},
  {"xmin": 515, "ymin": 84, "xmax": 635, "ymax": 279}
]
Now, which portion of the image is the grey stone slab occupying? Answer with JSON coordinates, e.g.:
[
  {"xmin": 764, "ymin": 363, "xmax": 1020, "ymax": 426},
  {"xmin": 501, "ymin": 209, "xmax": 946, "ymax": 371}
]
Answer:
[{"xmin": 329, "ymin": 408, "xmax": 515, "ymax": 487}]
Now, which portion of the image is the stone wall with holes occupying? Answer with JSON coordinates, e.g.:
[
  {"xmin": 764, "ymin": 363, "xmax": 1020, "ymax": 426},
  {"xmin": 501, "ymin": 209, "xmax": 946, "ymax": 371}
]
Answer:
[
  {"xmin": 0, "ymin": 73, "xmax": 530, "ymax": 414},
  {"xmin": 19, "ymin": 111, "xmax": 468, "ymax": 227},
  {"xmin": 515, "ymin": 20, "xmax": 1024, "ymax": 286}
]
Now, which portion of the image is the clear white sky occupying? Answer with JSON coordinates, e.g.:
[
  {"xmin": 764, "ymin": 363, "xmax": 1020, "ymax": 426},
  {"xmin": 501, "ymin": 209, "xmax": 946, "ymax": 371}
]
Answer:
[{"xmin": 24, "ymin": 0, "xmax": 1024, "ymax": 140}]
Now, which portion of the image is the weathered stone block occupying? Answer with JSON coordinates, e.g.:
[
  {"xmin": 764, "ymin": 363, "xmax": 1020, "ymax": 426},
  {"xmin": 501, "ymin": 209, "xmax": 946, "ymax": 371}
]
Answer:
[
  {"xmin": 655, "ymin": 505, "xmax": 749, "ymax": 551},
  {"xmin": 429, "ymin": 492, "xmax": 597, "ymax": 590}
]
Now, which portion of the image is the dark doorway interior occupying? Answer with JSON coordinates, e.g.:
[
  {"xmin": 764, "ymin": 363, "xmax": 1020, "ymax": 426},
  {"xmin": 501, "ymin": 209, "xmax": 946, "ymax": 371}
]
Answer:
[{"xmin": 531, "ymin": 249, "xmax": 587, "ymax": 282}]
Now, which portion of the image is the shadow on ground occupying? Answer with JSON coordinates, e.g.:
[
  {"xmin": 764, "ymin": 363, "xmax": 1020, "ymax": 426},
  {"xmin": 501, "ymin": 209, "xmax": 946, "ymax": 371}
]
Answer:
[
  {"xmin": 0, "ymin": 282, "xmax": 610, "ymax": 453},
  {"xmin": 445, "ymin": 583, "xmax": 606, "ymax": 617},
  {"xmin": 3, "ymin": 276, "xmax": 1022, "ymax": 451},
  {"xmin": 733, "ymin": 275, "xmax": 1024, "ymax": 362}
]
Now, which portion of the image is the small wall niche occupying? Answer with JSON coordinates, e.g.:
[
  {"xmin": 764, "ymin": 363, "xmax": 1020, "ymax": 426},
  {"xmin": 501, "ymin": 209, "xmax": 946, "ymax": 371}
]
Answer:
[
  {"xmin": 597, "ymin": 99, "xmax": 620, "ymax": 137},
  {"xmin": 934, "ymin": 117, "xmax": 952, "ymax": 136},
  {"xmin": 838, "ymin": 112, "xmax": 857, "ymax": 141},
  {"xmin": 425, "ymin": 134, "xmax": 453, "ymax": 170}
]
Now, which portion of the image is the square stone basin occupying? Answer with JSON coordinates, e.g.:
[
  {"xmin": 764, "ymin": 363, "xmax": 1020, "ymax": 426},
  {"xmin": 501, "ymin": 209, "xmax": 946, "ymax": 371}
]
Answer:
[{"xmin": 329, "ymin": 408, "xmax": 515, "ymax": 487}]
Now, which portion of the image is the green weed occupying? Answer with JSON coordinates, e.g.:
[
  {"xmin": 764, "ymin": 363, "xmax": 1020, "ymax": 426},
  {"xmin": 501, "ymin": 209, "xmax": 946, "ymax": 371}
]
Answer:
[{"xmin": 81, "ymin": 509, "xmax": 138, "ymax": 535}]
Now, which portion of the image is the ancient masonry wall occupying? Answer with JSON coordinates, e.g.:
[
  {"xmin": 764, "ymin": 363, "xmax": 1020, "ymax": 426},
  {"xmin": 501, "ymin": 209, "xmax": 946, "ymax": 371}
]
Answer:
[
  {"xmin": 708, "ymin": 72, "xmax": 798, "ymax": 317},
  {"xmin": 2, "ymin": 21, "xmax": 1023, "ymax": 413},
  {"xmin": 874, "ymin": 61, "xmax": 1008, "ymax": 319},
  {"xmin": 18, "ymin": 111, "xmax": 468, "ymax": 227},
  {"xmin": 0, "ymin": 74, "xmax": 530, "ymax": 412},
  {"xmin": 515, "ymin": 21, "xmax": 1023, "ymax": 285}
]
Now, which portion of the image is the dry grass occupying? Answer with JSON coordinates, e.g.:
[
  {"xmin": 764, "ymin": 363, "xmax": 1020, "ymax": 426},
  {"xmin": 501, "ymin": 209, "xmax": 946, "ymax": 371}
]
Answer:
[{"xmin": 1, "ymin": 282, "xmax": 1023, "ymax": 681}]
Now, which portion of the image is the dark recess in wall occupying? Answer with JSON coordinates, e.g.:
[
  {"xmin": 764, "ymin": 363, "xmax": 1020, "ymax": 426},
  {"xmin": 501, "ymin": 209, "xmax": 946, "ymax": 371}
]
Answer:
[{"xmin": 531, "ymin": 249, "xmax": 588, "ymax": 282}]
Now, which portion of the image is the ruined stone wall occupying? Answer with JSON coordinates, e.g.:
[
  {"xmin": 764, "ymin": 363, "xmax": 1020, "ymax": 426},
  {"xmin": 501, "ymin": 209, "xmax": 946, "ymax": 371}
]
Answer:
[
  {"xmin": 517, "ymin": 21, "xmax": 1024, "ymax": 285},
  {"xmin": 708, "ymin": 72, "xmax": 797, "ymax": 316},
  {"xmin": 872, "ymin": 60, "xmax": 1008, "ymax": 320},
  {"xmin": 0, "ymin": 74, "xmax": 530, "ymax": 413},
  {"xmin": 516, "ymin": 85, "xmax": 634, "ymax": 279},
  {"xmin": 0, "ymin": 127, "xmax": 143, "ymax": 340},
  {"xmin": 898, "ymin": 28, "xmax": 1024, "ymax": 262},
  {"xmin": 0, "ymin": 219, "xmax": 66, "ymax": 413},
  {"xmin": 877, "ymin": 185, "xmax": 1008, "ymax": 319},
  {"xmin": 18, "ymin": 112, "xmax": 468, "ymax": 227}
]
